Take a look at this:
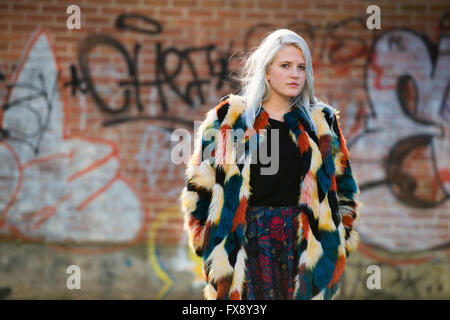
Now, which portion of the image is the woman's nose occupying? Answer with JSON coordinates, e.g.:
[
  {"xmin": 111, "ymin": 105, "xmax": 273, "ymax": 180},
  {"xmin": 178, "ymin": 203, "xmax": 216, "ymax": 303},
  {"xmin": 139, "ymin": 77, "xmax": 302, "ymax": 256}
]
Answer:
[
  {"xmin": 290, "ymin": 68, "xmax": 299, "ymax": 78},
  {"xmin": 291, "ymin": 67, "xmax": 300, "ymax": 78}
]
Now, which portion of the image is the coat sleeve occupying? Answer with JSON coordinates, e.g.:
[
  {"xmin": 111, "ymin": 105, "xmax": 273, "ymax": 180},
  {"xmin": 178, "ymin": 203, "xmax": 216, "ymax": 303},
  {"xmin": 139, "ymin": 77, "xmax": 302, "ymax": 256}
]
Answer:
[
  {"xmin": 331, "ymin": 112, "xmax": 361, "ymax": 257},
  {"xmin": 179, "ymin": 108, "xmax": 218, "ymax": 257}
]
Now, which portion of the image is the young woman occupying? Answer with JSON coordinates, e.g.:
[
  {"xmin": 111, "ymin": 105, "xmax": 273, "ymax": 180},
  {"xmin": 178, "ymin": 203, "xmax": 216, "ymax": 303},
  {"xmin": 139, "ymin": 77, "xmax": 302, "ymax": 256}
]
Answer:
[{"xmin": 180, "ymin": 29, "xmax": 360, "ymax": 300}]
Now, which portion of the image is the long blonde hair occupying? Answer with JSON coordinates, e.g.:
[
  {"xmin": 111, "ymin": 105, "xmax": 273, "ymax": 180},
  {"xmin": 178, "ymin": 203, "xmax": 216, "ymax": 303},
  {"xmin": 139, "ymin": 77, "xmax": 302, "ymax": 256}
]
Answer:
[{"xmin": 239, "ymin": 29, "xmax": 317, "ymax": 130}]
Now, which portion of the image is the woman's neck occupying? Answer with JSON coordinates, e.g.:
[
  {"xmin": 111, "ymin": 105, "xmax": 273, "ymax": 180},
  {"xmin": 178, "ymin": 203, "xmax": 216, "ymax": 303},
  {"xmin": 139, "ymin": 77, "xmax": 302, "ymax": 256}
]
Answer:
[{"xmin": 261, "ymin": 95, "xmax": 292, "ymax": 121}]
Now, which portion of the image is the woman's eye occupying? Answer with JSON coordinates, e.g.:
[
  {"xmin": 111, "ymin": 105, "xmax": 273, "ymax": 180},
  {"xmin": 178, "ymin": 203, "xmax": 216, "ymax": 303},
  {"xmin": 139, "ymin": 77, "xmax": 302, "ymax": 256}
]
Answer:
[
  {"xmin": 281, "ymin": 64, "xmax": 289, "ymax": 68},
  {"xmin": 298, "ymin": 65, "xmax": 305, "ymax": 70}
]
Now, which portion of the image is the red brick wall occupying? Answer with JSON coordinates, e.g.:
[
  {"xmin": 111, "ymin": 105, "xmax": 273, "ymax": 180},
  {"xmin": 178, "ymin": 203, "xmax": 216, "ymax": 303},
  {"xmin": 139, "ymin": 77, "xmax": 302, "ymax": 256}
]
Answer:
[{"xmin": 0, "ymin": 0, "xmax": 448, "ymax": 252}]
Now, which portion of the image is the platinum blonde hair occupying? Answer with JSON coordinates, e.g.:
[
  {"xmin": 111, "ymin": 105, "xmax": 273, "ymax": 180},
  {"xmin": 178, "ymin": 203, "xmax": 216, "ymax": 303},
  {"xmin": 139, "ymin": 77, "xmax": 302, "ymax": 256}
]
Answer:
[{"xmin": 239, "ymin": 29, "xmax": 317, "ymax": 130}]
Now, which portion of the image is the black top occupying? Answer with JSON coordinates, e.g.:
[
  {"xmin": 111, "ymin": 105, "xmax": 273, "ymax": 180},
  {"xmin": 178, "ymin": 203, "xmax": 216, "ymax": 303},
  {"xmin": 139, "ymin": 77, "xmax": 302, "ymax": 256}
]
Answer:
[{"xmin": 247, "ymin": 117, "xmax": 302, "ymax": 206}]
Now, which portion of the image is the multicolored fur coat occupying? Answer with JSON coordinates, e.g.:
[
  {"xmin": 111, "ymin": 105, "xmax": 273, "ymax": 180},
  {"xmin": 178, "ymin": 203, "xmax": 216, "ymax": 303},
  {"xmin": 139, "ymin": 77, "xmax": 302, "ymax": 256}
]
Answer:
[{"xmin": 180, "ymin": 94, "xmax": 360, "ymax": 300}]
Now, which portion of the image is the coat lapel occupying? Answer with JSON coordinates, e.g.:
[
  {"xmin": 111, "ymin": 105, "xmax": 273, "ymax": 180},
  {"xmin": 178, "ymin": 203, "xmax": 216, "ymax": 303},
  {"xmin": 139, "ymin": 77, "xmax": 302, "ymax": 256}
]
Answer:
[{"xmin": 284, "ymin": 104, "xmax": 346, "ymax": 300}]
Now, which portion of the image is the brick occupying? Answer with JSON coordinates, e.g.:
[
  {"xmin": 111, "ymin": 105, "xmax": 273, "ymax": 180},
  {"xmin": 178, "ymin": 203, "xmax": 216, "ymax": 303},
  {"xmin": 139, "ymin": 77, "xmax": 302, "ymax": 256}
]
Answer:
[
  {"xmin": 341, "ymin": 3, "xmax": 365, "ymax": 12},
  {"xmin": 115, "ymin": 0, "xmax": 140, "ymax": 4},
  {"xmin": 400, "ymin": 3, "xmax": 428, "ymax": 12},
  {"xmin": 429, "ymin": 4, "xmax": 450, "ymax": 12},
  {"xmin": 228, "ymin": 0, "xmax": 255, "ymax": 9},
  {"xmin": 41, "ymin": 4, "xmax": 71, "ymax": 14},
  {"xmin": 188, "ymin": 9, "xmax": 213, "ymax": 17},
  {"xmin": 79, "ymin": 0, "xmax": 117, "ymax": 4},
  {"xmin": 173, "ymin": 0, "xmax": 199, "ymax": 7},
  {"xmin": 378, "ymin": 3, "xmax": 397, "ymax": 13},
  {"xmin": 245, "ymin": 12, "xmax": 270, "ymax": 20},
  {"xmin": 0, "ymin": 13, "xmax": 23, "ymax": 21},
  {"xmin": 85, "ymin": 17, "xmax": 112, "ymax": 25},
  {"xmin": 12, "ymin": 4, "xmax": 41, "ymax": 12},
  {"xmin": 200, "ymin": 0, "xmax": 223, "ymax": 8},
  {"xmin": 100, "ymin": 7, "xmax": 129, "ymax": 15},
  {"xmin": 273, "ymin": 12, "xmax": 298, "ymax": 20},
  {"xmin": 0, "ymin": 3, "xmax": 11, "ymax": 12},
  {"xmin": 160, "ymin": 8, "xmax": 186, "ymax": 17},
  {"xmin": 200, "ymin": 19, "xmax": 225, "ymax": 28},
  {"xmin": 257, "ymin": 1, "xmax": 281, "ymax": 10},
  {"xmin": 25, "ymin": 14, "xmax": 56, "ymax": 24},
  {"xmin": 141, "ymin": 0, "xmax": 170, "ymax": 6},
  {"xmin": 286, "ymin": 2, "xmax": 313, "ymax": 10}
]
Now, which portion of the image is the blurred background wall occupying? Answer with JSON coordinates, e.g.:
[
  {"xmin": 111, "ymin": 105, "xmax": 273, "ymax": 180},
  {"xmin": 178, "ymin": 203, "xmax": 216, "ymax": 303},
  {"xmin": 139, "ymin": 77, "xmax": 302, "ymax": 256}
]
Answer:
[{"xmin": 0, "ymin": 0, "xmax": 448, "ymax": 299}]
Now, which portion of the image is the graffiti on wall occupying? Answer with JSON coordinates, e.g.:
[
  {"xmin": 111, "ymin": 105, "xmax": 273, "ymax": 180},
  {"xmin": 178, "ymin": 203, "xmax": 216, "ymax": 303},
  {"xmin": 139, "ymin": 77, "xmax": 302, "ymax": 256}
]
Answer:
[
  {"xmin": 339, "ymin": 252, "xmax": 449, "ymax": 299},
  {"xmin": 65, "ymin": 13, "xmax": 233, "ymax": 128},
  {"xmin": 244, "ymin": 16, "xmax": 373, "ymax": 66},
  {"xmin": 0, "ymin": 29, "xmax": 147, "ymax": 246},
  {"xmin": 350, "ymin": 28, "xmax": 450, "ymax": 251}
]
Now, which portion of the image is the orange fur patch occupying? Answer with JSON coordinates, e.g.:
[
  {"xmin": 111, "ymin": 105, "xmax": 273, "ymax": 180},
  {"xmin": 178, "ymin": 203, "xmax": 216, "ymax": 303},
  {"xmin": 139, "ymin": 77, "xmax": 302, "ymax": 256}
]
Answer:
[
  {"xmin": 331, "ymin": 175, "xmax": 337, "ymax": 191},
  {"xmin": 297, "ymin": 123, "xmax": 310, "ymax": 154},
  {"xmin": 229, "ymin": 289, "xmax": 241, "ymax": 300},
  {"xmin": 253, "ymin": 109, "xmax": 269, "ymax": 131},
  {"xmin": 231, "ymin": 198, "xmax": 248, "ymax": 232},
  {"xmin": 216, "ymin": 276, "xmax": 232, "ymax": 299},
  {"xmin": 342, "ymin": 215, "xmax": 353, "ymax": 228},
  {"xmin": 328, "ymin": 255, "xmax": 346, "ymax": 286}
]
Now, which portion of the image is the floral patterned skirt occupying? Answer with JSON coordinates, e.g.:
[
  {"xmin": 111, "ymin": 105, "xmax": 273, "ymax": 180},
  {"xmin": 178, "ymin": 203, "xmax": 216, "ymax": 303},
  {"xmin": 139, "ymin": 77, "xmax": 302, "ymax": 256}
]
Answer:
[{"xmin": 243, "ymin": 205, "xmax": 300, "ymax": 300}]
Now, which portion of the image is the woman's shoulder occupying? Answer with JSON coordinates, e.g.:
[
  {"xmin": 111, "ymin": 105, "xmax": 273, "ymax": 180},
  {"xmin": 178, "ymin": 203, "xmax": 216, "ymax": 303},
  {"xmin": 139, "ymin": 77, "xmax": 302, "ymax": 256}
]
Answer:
[
  {"xmin": 309, "ymin": 99, "xmax": 342, "ymax": 132},
  {"xmin": 312, "ymin": 99, "xmax": 338, "ymax": 118},
  {"xmin": 202, "ymin": 93, "xmax": 246, "ymax": 127}
]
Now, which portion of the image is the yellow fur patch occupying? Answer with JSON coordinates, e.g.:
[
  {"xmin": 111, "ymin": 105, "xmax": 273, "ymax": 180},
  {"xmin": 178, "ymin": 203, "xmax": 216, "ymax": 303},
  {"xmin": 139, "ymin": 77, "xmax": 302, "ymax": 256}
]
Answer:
[
  {"xmin": 205, "ymin": 237, "xmax": 234, "ymax": 282},
  {"xmin": 226, "ymin": 94, "xmax": 246, "ymax": 120},
  {"xmin": 207, "ymin": 183, "xmax": 224, "ymax": 225},
  {"xmin": 337, "ymin": 224, "xmax": 347, "ymax": 257},
  {"xmin": 334, "ymin": 152, "xmax": 345, "ymax": 175},
  {"xmin": 225, "ymin": 164, "xmax": 240, "ymax": 184},
  {"xmin": 180, "ymin": 188, "xmax": 199, "ymax": 216},
  {"xmin": 354, "ymin": 200, "xmax": 362, "ymax": 224},
  {"xmin": 187, "ymin": 160, "xmax": 216, "ymax": 190},
  {"xmin": 300, "ymin": 232, "xmax": 323, "ymax": 269},
  {"xmin": 204, "ymin": 283, "xmax": 217, "ymax": 300},
  {"xmin": 308, "ymin": 136, "xmax": 323, "ymax": 173},
  {"xmin": 239, "ymin": 157, "xmax": 252, "ymax": 199},
  {"xmin": 318, "ymin": 194, "xmax": 336, "ymax": 232},
  {"xmin": 345, "ymin": 230, "xmax": 360, "ymax": 253},
  {"xmin": 289, "ymin": 130, "xmax": 298, "ymax": 145},
  {"xmin": 229, "ymin": 247, "xmax": 247, "ymax": 294},
  {"xmin": 311, "ymin": 106, "xmax": 333, "ymax": 137},
  {"xmin": 198, "ymin": 107, "xmax": 219, "ymax": 134}
]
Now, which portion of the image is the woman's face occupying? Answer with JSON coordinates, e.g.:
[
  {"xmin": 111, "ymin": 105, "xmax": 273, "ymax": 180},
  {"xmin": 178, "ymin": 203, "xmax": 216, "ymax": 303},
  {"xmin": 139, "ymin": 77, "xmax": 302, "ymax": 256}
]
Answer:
[{"xmin": 265, "ymin": 45, "xmax": 306, "ymax": 102}]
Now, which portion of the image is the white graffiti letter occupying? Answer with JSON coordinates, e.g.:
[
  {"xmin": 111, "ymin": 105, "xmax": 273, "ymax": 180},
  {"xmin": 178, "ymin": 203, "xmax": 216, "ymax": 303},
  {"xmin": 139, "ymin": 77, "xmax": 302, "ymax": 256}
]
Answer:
[
  {"xmin": 66, "ymin": 265, "xmax": 81, "ymax": 290},
  {"xmin": 366, "ymin": 5, "xmax": 381, "ymax": 30},
  {"xmin": 366, "ymin": 265, "xmax": 381, "ymax": 289},
  {"xmin": 66, "ymin": 5, "xmax": 81, "ymax": 30}
]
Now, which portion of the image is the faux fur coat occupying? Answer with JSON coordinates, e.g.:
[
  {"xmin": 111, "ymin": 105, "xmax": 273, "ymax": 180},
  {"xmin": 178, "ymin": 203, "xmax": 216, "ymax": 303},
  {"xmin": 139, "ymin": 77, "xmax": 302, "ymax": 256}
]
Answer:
[{"xmin": 180, "ymin": 93, "xmax": 360, "ymax": 300}]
